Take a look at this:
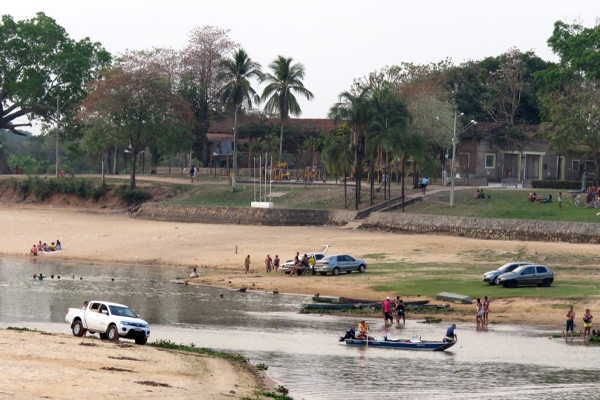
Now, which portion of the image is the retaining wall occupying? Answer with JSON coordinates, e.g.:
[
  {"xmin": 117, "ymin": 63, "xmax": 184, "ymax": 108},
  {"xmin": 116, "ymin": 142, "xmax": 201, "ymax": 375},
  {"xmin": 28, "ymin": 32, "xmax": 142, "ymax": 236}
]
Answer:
[
  {"xmin": 361, "ymin": 213, "xmax": 600, "ymax": 244},
  {"xmin": 137, "ymin": 203, "xmax": 356, "ymax": 226}
]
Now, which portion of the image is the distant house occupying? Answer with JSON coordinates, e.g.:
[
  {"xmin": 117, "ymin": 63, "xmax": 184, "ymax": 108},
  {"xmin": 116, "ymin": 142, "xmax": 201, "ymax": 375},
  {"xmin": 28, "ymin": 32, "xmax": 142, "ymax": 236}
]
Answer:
[{"xmin": 456, "ymin": 122, "xmax": 593, "ymax": 184}]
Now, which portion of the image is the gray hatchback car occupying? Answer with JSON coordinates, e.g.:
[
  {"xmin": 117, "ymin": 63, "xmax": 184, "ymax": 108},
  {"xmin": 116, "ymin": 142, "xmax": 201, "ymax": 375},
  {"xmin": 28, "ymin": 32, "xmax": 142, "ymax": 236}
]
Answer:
[
  {"xmin": 482, "ymin": 262, "xmax": 535, "ymax": 285},
  {"xmin": 497, "ymin": 265, "xmax": 554, "ymax": 288}
]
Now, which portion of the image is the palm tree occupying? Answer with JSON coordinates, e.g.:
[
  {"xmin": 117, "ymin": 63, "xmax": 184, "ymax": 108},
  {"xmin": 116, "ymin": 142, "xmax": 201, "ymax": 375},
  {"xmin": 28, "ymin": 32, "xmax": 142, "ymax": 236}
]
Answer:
[
  {"xmin": 217, "ymin": 48, "xmax": 263, "ymax": 190},
  {"xmin": 322, "ymin": 124, "xmax": 353, "ymax": 208},
  {"xmin": 329, "ymin": 88, "xmax": 375, "ymax": 210},
  {"xmin": 261, "ymin": 56, "xmax": 314, "ymax": 164}
]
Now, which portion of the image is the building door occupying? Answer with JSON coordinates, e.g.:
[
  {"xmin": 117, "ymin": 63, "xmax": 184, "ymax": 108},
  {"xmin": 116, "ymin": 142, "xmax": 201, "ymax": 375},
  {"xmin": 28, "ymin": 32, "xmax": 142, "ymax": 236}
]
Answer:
[
  {"xmin": 503, "ymin": 154, "xmax": 518, "ymax": 179},
  {"xmin": 525, "ymin": 155, "xmax": 540, "ymax": 179}
]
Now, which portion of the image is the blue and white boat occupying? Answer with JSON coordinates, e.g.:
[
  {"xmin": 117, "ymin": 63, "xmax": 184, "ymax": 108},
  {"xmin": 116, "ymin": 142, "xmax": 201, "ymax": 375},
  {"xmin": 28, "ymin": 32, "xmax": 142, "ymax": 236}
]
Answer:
[{"xmin": 340, "ymin": 331, "xmax": 455, "ymax": 351}]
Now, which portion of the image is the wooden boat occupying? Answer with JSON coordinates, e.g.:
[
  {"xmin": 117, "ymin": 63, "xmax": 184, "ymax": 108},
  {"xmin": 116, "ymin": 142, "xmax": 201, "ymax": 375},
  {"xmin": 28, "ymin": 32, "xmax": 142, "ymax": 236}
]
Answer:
[
  {"xmin": 301, "ymin": 302, "xmax": 380, "ymax": 310},
  {"xmin": 343, "ymin": 338, "xmax": 455, "ymax": 351},
  {"xmin": 312, "ymin": 296, "xmax": 344, "ymax": 303},
  {"xmin": 339, "ymin": 297, "xmax": 430, "ymax": 306}
]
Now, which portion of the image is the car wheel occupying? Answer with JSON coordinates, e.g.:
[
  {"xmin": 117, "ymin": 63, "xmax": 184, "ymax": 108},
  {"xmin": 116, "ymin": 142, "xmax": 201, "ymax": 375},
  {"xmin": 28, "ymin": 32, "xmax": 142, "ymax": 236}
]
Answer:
[
  {"xmin": 135, "ymin": 337, "xmax": 148, "ymax": 345},
  {"xmin": 493, "ymin": 276, "xmax": 501, "ymax": 285},
  {"xmin": 320, "ymin": 272, "xmax": 327, "ymax": 276},
  {"xmin": 508, "ymin": 280, "xmax": 518, "ymax": 289},
  {"xmin": 332, "ymin": 267, "xmax": 340, "ymax": 276},
  {"xmin": 106, "ymin": 324, "xmax": 119, "ymax": 342},
  {"xmin": 71, "ymin": 320, "xmax": 85, "ymax": 337},
  {"xmin": 542, "ymin": 278, "xmax": 552, "ymax": 287},
  {"xmin": 358, "ymin": 265, "xmax": 366, "ymax": 273}
]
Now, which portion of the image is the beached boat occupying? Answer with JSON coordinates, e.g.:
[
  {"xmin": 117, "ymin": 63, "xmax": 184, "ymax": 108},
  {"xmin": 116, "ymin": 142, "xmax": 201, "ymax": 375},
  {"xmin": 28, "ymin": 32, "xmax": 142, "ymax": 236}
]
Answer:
[
  {"xmin": 301, "ymin": 302, "xmax": 381, "ymax": 310},
  {"xmin": 311, "ymin": 296, "xmax": 344, "ymax": 303},
  {"xmin": 342, "ymin": 337, "xmax": 455, "ymax": 351},
  {"xmin": 339, "ymin": 297, "xmax": 430, "ymax": 306},
  {"xmin": 39, "ymin": 250, "xmax": 66, "ymax": 255}
]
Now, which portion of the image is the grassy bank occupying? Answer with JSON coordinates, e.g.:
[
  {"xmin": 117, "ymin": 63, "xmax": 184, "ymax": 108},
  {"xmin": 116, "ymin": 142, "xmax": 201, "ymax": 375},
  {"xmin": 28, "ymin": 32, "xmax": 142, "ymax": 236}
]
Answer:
[{"xmin": 404, "ymin": 189, "xmax": 599, "ymax": 222}]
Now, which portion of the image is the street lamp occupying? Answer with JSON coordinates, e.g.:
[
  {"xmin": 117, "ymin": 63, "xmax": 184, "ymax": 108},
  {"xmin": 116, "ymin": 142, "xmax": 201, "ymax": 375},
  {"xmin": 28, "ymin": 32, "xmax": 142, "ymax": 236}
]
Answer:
[{"xmin": 436, "ymin": 112, "xmax": 477, "ymax": 207}]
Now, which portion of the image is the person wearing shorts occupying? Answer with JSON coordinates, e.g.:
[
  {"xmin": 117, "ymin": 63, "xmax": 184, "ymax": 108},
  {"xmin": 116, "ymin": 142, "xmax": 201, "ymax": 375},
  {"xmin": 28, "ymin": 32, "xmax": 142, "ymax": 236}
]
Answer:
[
  {"xmin": 565, "ymin": 306, "xmax": 575, "ymax": 341},
  {"xmin": 395, "ymin": 297, "xmax": 405, "ymax": 325},
  {"xmin": 273, "ymin": 255, "xmax": 280, "ymax": 272},
  {"xmin": 244, "ymin": 255, "xmax": 251, "ymax": 274},
  {"xmin": 483, "ymin": 296, "xmax": 490, "ymax": 325},
  {"xmin": 383, "ymin": 297, "xmax": 393, "ymax": 325},
  {"xmin": 583, "ymin": 309, "xmax": 593, "ymax": 340},
  {"xmin": 421, "ymin": 176, "xmax": 429, "ymax": 195},
  {"xmin": 476, "ymin": 298, "xmax": 484, "ymax": 327}
]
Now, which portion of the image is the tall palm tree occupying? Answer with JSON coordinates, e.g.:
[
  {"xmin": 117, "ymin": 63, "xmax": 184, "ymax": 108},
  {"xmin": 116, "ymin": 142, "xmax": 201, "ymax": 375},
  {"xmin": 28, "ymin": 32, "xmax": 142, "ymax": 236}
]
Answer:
[
  {"xmin": 261, "ymin": 56, "xmax": 314, "ymax": 164},
  {"xmin": 217, "ymin": 49, "xmax": 263, "ymax": 190},
  {"xmin": 329, "ymin": 88, "xmax": 375, "ymax": 210}
]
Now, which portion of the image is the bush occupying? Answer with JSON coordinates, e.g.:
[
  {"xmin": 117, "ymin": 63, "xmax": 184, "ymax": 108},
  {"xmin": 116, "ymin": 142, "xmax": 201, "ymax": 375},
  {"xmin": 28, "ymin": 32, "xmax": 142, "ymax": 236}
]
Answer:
[
  {"xmin": 115, "ymin": 184, "xmax": 152, "ymax": 203},
  {"xmin": 9, "ymin": 177, "xmax": 105, "ymax": 201},
  {"xmin": 531, "ymin": 180, "xmax": 590, "ymax": 189}
]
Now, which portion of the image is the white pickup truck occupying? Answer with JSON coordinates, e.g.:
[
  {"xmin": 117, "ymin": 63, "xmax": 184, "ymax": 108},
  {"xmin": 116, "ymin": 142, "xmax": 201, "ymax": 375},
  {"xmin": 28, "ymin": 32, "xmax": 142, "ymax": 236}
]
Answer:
[{"xmin": 65, "ymin": 300, "xmax": 151, "ymax": 345}]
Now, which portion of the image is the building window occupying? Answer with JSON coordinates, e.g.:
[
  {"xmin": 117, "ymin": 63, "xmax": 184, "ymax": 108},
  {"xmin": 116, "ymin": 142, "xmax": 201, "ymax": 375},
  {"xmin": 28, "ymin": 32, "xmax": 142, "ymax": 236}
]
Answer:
[
  {"xmin": 485, "ymin": 154, "xmax": 496, "ymax": 169},
  {"xmin": 572, "ymin": 160, "xmax": 580, "ymax": 172}
]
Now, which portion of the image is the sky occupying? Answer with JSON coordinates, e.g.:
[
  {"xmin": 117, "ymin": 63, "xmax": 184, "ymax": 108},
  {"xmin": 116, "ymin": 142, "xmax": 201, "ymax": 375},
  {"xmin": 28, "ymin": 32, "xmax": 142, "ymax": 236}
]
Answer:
[{"xmin": 4, "ymin": 0, "xmax": 600, "ymax": 130}]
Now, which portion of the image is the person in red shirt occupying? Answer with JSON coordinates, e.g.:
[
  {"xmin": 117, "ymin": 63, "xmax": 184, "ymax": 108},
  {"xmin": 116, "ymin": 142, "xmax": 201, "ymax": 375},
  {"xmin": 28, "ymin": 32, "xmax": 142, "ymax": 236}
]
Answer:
[
  {"xmin": 383, "ymin": 297, "xmax": 393, "ymax": 325},
  {"xmin": 30, "ymin": 245, "xmax": 38, "ymax": 256}
]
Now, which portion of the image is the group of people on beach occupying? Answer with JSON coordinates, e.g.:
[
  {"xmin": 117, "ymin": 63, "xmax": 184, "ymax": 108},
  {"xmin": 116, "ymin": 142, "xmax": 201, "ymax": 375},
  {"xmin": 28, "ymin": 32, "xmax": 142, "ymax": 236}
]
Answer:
[
  {"xmin": 30, "ymin": 240, "xmax": 62, "ymax": 256},
  {"xmin": 565, "ymin": 306, "xmax": 594, "ymax": 341},
  {"xmin": 262, "ymin": 255, "xmax": 281, "ymax": 273}
]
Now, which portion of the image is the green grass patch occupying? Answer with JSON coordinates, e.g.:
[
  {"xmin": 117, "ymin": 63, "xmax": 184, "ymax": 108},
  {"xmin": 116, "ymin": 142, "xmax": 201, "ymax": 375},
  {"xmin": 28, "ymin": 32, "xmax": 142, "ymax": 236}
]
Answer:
[
  {"xmin": 7, "ymin": 326, "xmax": 38, "ymax": 332},
  {"xmin": 8, "ymin": 177, "xmax": 106, "ymax": 201},
  {"xmin": 404, "ymin": 189, "xmax": 600, "ymax": 223},
  {"xmin": 149, "ymin": 339, "xmax": 248, "ymax": 363},
  {"xmin": 362, "ymin": 253, "xmax": 388, "ymax": 259}
]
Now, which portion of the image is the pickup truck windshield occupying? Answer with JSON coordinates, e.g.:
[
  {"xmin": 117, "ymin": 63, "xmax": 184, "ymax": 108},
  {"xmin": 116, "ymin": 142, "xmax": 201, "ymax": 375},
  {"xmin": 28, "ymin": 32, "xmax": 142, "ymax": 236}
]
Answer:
[{"xmin": 109, "ymin": 305, "xmax": 137, "ymax": 318}]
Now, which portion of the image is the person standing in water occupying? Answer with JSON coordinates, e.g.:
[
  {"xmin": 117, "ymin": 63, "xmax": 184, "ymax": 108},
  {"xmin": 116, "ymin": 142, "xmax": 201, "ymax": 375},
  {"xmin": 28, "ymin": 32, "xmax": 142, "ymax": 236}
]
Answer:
[
  {"xmin": 565, "ymin": 306, "xmax": 575, "ymax": 341},
  {"xmin": 583, "ymin": 309, "xmax": 593, "ymax": 340}
]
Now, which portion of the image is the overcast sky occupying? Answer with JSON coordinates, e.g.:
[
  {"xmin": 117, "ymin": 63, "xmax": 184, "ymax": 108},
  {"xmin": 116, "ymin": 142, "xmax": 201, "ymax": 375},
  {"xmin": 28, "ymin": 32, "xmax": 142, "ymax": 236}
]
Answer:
[{"xmin": 4, "ymin": 0, "xmax": 599, "ymax": 125}]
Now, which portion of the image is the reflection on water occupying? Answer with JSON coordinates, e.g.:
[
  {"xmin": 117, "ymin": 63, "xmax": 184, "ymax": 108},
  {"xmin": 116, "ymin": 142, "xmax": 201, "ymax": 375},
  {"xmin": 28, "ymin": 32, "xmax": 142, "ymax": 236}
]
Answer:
[{"xmin": 1, "ymin": 256, "xmax": 600, "ymax": 399}]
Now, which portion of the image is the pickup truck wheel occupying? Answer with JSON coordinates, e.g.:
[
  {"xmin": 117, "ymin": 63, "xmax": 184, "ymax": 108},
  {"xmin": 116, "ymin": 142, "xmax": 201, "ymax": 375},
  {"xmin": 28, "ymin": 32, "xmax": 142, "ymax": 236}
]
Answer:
[
  {"xmin": 107, "ymin": 324, "xmax": 120, "ymax": 342},
  {"xmin": 135, "ymin": 337, "xmax": 148, "ymax": 345},
  {"xmin": 332, "ymin": 267, "xmax": 340, "ymax": 276},
  {"xmin": 71, "ymin": 320, "xmax": 85, "ymax": 337}
]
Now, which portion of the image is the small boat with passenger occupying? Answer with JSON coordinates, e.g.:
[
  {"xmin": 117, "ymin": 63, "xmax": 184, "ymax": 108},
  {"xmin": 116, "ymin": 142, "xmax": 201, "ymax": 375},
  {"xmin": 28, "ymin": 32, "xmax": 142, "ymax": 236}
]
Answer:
[{"xmin": 339, "ymin": 329, "xmax": 455, "ymax": 351}]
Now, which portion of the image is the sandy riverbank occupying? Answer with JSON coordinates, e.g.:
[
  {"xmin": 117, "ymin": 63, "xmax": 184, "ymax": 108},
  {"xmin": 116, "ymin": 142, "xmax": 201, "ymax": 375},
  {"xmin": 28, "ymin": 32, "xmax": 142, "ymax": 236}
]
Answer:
[
  {"xmin": 0, "ymin": 329, "xmax": 265, "ymax": 399},
  {"xmin": 1, "ymin": 204, "xmax": 600, "ymax": 325}
]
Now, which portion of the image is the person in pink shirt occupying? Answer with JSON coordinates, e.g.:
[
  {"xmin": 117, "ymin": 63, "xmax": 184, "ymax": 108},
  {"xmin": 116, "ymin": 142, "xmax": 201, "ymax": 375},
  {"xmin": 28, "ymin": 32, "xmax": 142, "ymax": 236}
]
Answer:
[{"xmin": 383, "ymin": 297, "xmax": 393, "ymax": 325}]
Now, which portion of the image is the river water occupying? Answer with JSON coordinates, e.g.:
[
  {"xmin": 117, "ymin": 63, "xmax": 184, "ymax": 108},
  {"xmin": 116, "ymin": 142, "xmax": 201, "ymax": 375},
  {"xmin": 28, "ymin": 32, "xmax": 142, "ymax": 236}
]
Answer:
[{"xmin": 2, "ymin": 256, "xmax": 600, "ymax": 399}]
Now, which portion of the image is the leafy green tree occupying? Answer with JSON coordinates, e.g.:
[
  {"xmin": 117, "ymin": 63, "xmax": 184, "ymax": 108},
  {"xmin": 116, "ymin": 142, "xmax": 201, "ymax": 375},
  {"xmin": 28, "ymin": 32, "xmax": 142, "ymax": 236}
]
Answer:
[
  {"xmin": 261, "ymin": 56, "xmax": 314, "ymax": 164},
  {"xmin": 79, "ymin": 64, "xmax": 194, "ymax": 189},
  {"xmin": 0, "ymin": 12, "xmax": 111, "ymax": 173},
  {"xmin": 539, "ymin": 79, "xmax": 600, "ymax": 179}
]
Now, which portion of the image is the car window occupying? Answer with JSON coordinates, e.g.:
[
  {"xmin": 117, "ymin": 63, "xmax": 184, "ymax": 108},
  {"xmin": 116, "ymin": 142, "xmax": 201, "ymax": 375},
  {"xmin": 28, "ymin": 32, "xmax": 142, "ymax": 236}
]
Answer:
[
  {"xmin": 506, "ymin": 265, "xmax": 519, "ymax": 272},
  {"xmin": 315, "ymin": 254, "xmax": 324, "ymax": 260},
  {"xmin": 346, "ymin": 256, "xmax": 355, "ymax": 262},
  {"xmin": 536, "ymin": 266, "xmax": 547, "ymax": 273},
  {"xmin": 521, "ymin": 267, "xmax": 535, "ymax": 275},
  {"xmin": 109, "ymin": 305, "xmax": 137, "ymax": 318},
  {"xmin": 89, "ymin": 303, "xmax": 101, "ymax": 313}
]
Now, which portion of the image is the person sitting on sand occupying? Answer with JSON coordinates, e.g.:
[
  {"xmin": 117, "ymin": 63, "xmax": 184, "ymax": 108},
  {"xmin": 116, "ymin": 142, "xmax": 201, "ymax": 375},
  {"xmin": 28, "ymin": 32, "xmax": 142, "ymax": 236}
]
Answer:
[
  {"xmin": 37, "ymin": 241, "xmax": 43, "ymax": 251},
  {"xmin": 42, "ymin": 243, "xmax": 49, "ymax": 252},
  {"xmin": 30, "ymin": 245, "xmax": 38, "ymax": 256},
  {"xmin": 190, "ymin": 268, "xmax": 199, "ymax": 278},
  {"xmin": 49, "ymin": 242, "xmax": 57, "ymax": 252},
  {"xmin": 56, "ymin": 240, "xmax": 62, "ymax": 250}
]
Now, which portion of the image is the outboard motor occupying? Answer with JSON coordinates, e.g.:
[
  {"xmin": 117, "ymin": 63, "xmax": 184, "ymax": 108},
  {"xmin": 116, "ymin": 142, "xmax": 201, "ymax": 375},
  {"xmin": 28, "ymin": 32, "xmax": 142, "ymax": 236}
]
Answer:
[{"xmin": 340, "ymin": 328, "xmax": 356, "ymax": 342}]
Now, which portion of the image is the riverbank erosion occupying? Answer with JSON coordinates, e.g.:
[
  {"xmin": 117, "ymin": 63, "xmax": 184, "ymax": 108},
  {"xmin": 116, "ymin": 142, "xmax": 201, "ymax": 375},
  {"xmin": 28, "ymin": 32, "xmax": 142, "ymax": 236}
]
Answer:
[
  {"xmin": 0, "ymin": 329, "xmax": 264, "ymax": 399},
  {"xmin": 1, "ymin": 205, "xmax": 600, "ymax": 326}
]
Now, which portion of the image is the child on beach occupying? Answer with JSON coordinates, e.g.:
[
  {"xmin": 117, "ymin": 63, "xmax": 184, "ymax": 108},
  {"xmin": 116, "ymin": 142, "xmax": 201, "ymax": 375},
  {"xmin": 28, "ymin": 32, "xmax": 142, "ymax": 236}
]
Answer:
[{"xmin": 244, "ymin": 255, "xmax": 251, "ymax": 274}]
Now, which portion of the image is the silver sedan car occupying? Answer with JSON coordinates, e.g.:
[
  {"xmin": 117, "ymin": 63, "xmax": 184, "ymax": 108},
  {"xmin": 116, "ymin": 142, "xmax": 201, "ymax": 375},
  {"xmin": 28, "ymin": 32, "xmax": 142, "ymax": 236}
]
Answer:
[
  {"xmin": 497, "ymin": 265, "xmax": 554, "ymax": 288},
  {"xmin": 314, "ymin": 255, "xmax": 367, "ymax": 276}
]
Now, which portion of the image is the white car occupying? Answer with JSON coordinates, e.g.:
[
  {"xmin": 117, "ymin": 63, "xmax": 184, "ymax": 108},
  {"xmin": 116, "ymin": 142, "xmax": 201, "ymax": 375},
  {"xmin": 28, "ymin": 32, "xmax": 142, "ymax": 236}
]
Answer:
[
  {"xmin": 65, "ymin": 301, "xmax": 150, "ymax": 345},
  {"xmin": 280, "ymin": 245, "xmax": 330, "ymax": 275}
]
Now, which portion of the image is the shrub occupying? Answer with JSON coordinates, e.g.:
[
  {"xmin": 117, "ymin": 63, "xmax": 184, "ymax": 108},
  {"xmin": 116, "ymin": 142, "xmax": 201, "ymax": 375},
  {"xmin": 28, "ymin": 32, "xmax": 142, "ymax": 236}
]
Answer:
[
  {"xmin": 531, "ymin": 180, "xmax": 590, "ymax": 189},
  {"xmin": 115, "ymin": 184, "xmax": 152, "ymax": 203},
  {"xmin": 9, "ymin": 177, "xmax": 106, "ymax": 201}
]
